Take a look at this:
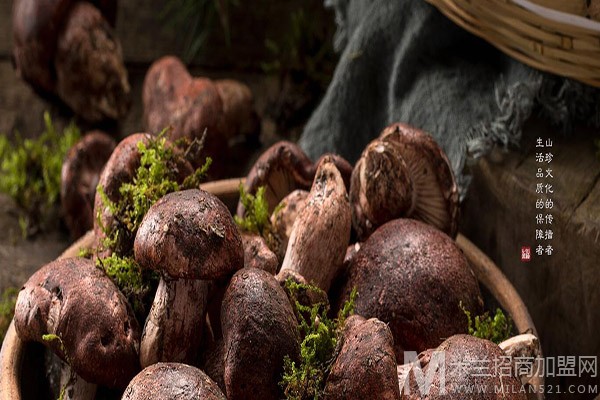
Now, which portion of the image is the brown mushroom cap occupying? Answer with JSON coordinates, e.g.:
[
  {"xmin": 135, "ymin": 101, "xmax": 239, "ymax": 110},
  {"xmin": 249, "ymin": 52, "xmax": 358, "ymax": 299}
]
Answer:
[
  {"xmin": 143, "ymin": 56, "xmax": 226, "ymax": 174},
  {"xmin": 134, "ymin": 189, "xmax": 243, "ymax": 280},
  {"xmin": 339, "ymin": 218, "xmax": 483, "ymax": 362},
  {"xmin": 123, "ymin": 362, "xmax": 226, "ymax": 400},
  {"xmin": 93, "ymin": 133, "xmax": 151, "ymax": 254},
  {"xmin": 61, "ymin": 130, "xmax": 116, "ymax": 239},
  {"xmin": 379, "ymin": 123, "xmax": 459, "ymax": 238},
  {"xmin": 222, "ymin": 267, "xmax": 300, "ymax": 400},
  {"xmin": 402, "ymin": 335, "xmax": 527, "ymax": 400},
  {"xmin": 237, "ymin": 141, "xmax": 314, "ymax": 217},
  {"xmin": 350, "ymin": 139, "xmax": 414, "ymax": 239},
  {"xmin": 93, "ymin": 133, "xmax": 193, "ymax": 255},
  {"xmin": 324, "ymin": 315, "xmax": 400, "ymax": 400},
  {"xmin": 241, "ymin": 232, "xmax": 278, "ymax": 274},
  {"xmin": 14, "ymin": 257, "xmax": 140, "ymax": 388}
]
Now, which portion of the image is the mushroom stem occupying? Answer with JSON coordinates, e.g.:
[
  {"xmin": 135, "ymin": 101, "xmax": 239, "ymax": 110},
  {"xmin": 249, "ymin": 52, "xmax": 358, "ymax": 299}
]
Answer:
[
  {"xmin": 276, "ymin": 156, "xmax": 351, "ymax": 291},
  {"xmin": 58, "ymin": 365, "xmax": 97, "ymax": 400},
  {"xmin": 499, "ymin": 333, "xmax": 541, "ymax": 384},
  {"xmin": 140, "ymin": 277, "xmax": 209, "ymax": 367}
]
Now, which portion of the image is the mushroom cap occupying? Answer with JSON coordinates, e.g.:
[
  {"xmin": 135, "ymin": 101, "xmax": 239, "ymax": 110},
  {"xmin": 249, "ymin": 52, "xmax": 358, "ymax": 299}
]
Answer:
[
  {"xmin": 237, "ymin": 141, "xmax": 314, "ymax": 217},
  {"xmin": 324, "ymin": 315, "xmax": 400, "ymax": 400},
  {"xmin": 134, "ymin": 189, "xmax": 244, "ymax": 280},
  {"xmin": 379, "ymin": 123, "xmax": 459, "ymax": 238},
  {"xmin": 14, "ymin": 257, "xmax": 140, "ymax": 388},
  {"xmin": 402, "ymin": 335, "xmax": 527, "ymax": 400},
  {"xmin": 93, "ymin": 133, "xmax": 193, "ymax": 255},
  {"xmin": 241, "ymin": 232, "xmax": 278, "ymax": 274},
  {"xmin": 222, "ymin": 267, "xmax": 300, "ymax": 400},
  {"xmin": 143, "ymin": 56, "xmax": 226, "ymax": 174},
  {"xmin": 339, "ymin": 218, "xmax": 483, "ymax": 361},
  {"xmin": 350, "ymin": 138, "xmax": 414, "ymax": 239},
  {"xmin": 93, "ymin": 133, "xmax": 151, "ymax": 254},
  {"xmin": 123, "ymin": 362, "xmax": 226, "ymax": 400},
  {"xmin": 12, "ymin": 0, "xmax": 120, "ymax": 100},
  {"xmin": 61, "ymin": 130, "xmax": 116, "ymax": 239}
]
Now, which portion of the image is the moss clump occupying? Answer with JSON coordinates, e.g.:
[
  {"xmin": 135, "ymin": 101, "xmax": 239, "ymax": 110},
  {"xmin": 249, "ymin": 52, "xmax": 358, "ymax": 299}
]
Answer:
[
  {"xmin": 95, "ymin": 132, "xmax": 210, "ymax": 317},
  {"xmin": 96, "ymin": 254, "xmax": 156, "ymax": 317},
  {"xmin": 461, "ymin": 302, "xmax": 513, "ymax": 344},
  {"xmin": 0, "ymin": 287, "xmax": 19, "ymax": 343},
  {"xmin": 234, "ymin": 184, "xmax": 283, "ymax": 253},
  {"xmin": 595, "ymin": 138, "xmax": 600, "ymax": 160},
  {"xmin": 234, "ymin": 185, "xmax": 271, "ymax": 235},
  {"xmin": 280, "ymin": 280, "xmax": 357, "ymax": 400},
  {"xmin": 0, "ymin": 112, "xmax": 80, "ymax": 237}
]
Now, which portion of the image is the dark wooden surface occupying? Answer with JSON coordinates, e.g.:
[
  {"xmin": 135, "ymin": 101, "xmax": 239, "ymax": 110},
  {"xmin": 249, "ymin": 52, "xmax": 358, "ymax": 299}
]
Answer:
[{"xmin": 461, "ymin": 118, "xmax": 600, "ymax": 399}]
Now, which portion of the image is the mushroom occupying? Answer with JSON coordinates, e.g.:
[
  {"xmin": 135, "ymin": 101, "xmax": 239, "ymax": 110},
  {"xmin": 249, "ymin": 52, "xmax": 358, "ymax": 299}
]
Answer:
[
  {"xmin": 93, "ymin": 133, "xmax": 151, "ymax": 254},
  {"xmin": 123, "ymin": 362, "xmax": 226, "ymax": 400},
  {"xmin": 143, "ymin": 56, "xmax": 260, "ymax": 175},
  {"xmin": 133, "ymin": 189, "xmax": 243, "ymax": 366},
  {"xmin": 134, "ymin": 189, "xmax": 243, "ymax": 280},
  {"xmin": 93, "ymin": 133, "xmax": 193, "ymax": 255},
  {"xmin": 13, "ymin": 257, "xmax": 140, "ymax": 388},
  {"xmin": 138, "ymin": 278, "xmax": 209, "ymax": 368},
  {"xmin": 401, "ymin": 335, "xmax": 527, "ymax": 399},
  {"xmin": 270, "ymin": 189, "xmax": 308, "ymax": 260},
  {"xmin": 323, "ymin": 315, "xmax": 400, "ymax": 400},
  {"xmin": 338, "ymin": 218, "xmax": 483, "ymax": 362},
  {"xmin": 241, "ymin": 232, "xmax": 278, "ymax": 274},
  {"xmin": 238, "ymin": 141, "xmax": 353, "ymax": 218},
  {"xmin": 276, "ymin": 156, "xmax": 351, "ymax": 291},
  {"xmin": 237, "ymin": 141, "xmax": 314, "ymax": 217},
  {"xmin": 499, "ymin": 333, "xmax": 541, "ymax": 384},
  {"xmin": 350, "ymin": 123, "xmax": 459, "ymax": 239},
  {"xmin": 12, "ymin": 0, "xmax": 129, "ymax": 122},
  {"xmin": 199, "ymin": 338, "xmax": 226, "ymax": 393},
  {"xmin": 61, "ymin": 130, "xmax": 116, "ymax": 239},
  {"xmin": 222, "ymin": 267, "xmax": 300, "ymax": 400}
]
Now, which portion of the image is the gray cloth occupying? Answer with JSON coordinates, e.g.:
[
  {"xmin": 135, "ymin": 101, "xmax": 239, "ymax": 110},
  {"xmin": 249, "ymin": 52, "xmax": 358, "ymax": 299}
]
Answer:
[{"xmin": 299, "ymin": 0, "xmax": 600, "ymax": 197}]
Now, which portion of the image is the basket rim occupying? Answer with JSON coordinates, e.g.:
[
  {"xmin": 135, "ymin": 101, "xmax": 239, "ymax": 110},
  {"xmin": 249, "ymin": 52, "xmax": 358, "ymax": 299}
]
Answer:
[{"xmin": 426, "ymin": 0, "xmax": 600, "ymax": 87}]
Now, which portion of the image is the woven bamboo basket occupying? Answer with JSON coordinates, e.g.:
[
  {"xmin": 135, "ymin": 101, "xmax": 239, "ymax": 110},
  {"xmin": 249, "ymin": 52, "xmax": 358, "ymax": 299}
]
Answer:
[{"xmin": 425, "ymin": 0, "xmax": 600, "ymax": 87}]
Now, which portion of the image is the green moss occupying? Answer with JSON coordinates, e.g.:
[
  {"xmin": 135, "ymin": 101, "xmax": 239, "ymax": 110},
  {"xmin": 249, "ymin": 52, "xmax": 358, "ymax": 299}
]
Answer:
[
  {"xmin": 595, "ymin": 138, "xmax": 600, "ymax": 160},
  {"xmin": 461, "ymin": 302, "xmax": 513, "ymax": 344},
  {"xmin": 96, "ymin": 254, "xmax": 157, "ymax": 317},
  {"xmin": 0, "ymin": 287, "xmax": 19, "ymax": 343},
  {"xmin": 0, "ymin": 112, "xmax": 80, "ymax": 237},
  {"xmin": 280, "ymin": 281, "xmax": 357, "ymax": 400},
  {"xmin": 234, "ymin": 185, "xmax": 272, "ymax": 236},
  {"xmin": 95, "ymin": 132, "xmax": 209, "ymax": 317}
]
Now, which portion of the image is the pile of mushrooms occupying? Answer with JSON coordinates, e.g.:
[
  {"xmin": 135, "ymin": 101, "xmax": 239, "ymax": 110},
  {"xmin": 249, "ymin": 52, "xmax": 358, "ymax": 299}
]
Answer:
[{"xmin": 12, "ymin": 123, "xmax": 539, "ymax": 399}]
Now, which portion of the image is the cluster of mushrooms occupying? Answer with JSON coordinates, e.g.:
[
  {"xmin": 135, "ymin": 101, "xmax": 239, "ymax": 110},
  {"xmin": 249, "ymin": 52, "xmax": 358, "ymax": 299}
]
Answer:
[{"xmin": 13, "ymin": 122, "xmax": 541, "ymax": 399}]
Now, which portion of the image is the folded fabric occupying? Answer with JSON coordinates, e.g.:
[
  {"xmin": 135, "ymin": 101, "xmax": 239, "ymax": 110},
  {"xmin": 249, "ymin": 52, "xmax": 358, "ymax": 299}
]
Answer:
[{"xmin": 299, "ymin": 0, "xmax": 600, "ymax": 197}]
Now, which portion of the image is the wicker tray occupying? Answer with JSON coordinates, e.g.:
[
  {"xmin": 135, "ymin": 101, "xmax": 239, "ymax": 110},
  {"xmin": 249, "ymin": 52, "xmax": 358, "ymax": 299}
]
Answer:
[
  {"xmin": 426, "ymin": 0, "xmax": 600, "ymax": 87},
  {"xmin": 0, "ymin": 178, "xmax": 544, "ymax": 399}
]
